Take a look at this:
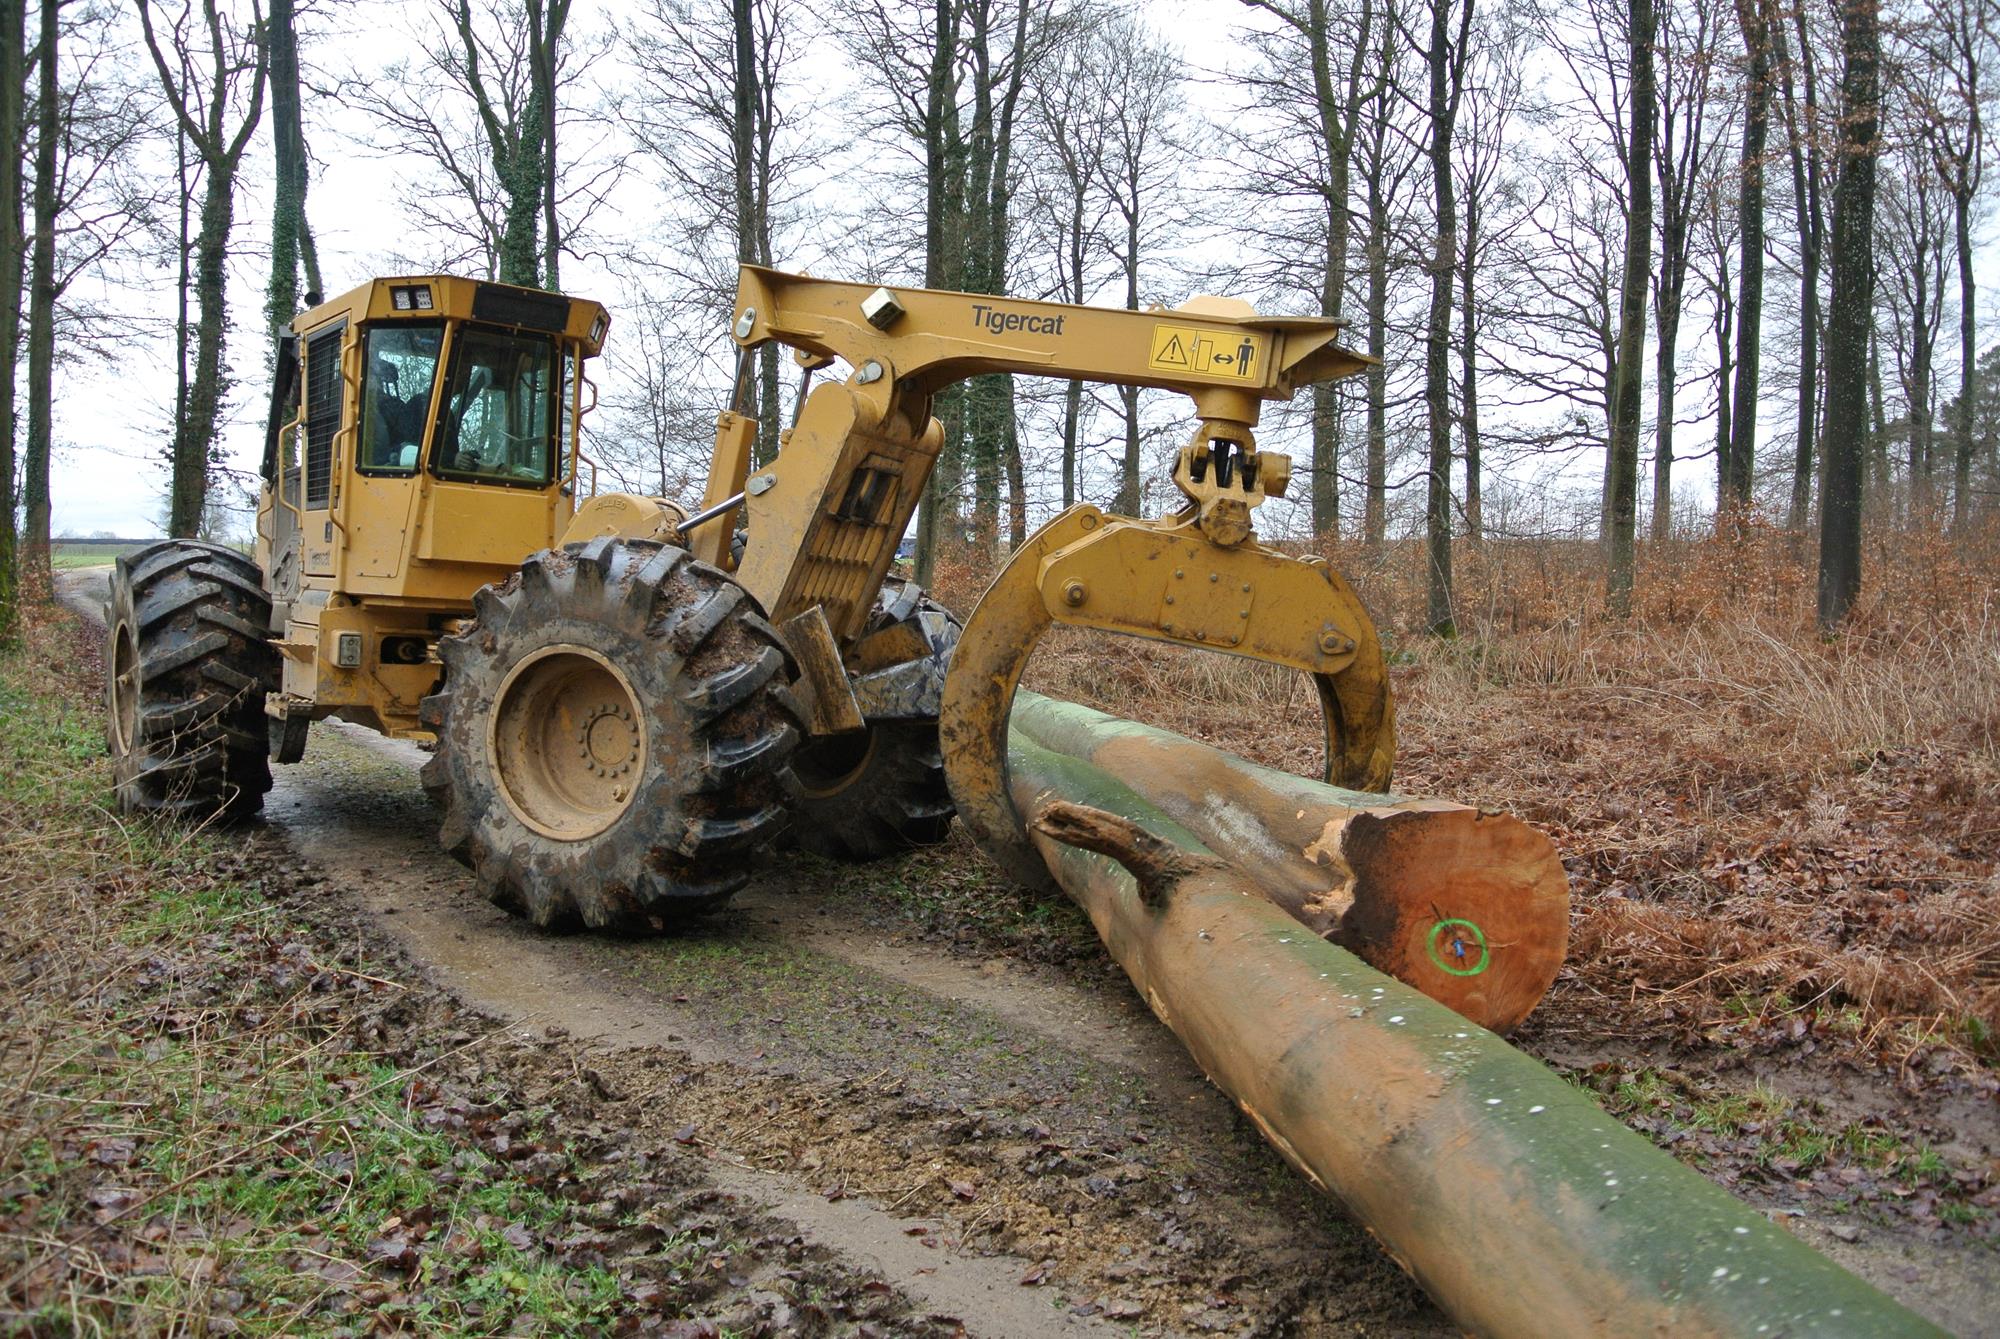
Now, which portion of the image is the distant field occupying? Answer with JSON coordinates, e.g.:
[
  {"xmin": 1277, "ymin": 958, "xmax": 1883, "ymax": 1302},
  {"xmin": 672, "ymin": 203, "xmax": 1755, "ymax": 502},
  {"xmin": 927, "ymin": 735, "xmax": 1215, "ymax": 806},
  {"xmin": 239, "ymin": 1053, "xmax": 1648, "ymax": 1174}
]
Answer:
[{"xmin": 50, "ymin": 542, "xmax": 149, "ymax": 569}]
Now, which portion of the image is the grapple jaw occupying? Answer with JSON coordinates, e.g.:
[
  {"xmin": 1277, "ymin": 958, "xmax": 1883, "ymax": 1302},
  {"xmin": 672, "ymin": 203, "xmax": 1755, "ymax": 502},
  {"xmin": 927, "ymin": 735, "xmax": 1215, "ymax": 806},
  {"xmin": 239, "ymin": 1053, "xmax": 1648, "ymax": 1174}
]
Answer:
[{"xmin": 939, "ymin": 503, "xmax": 1394, "ymax": 893}]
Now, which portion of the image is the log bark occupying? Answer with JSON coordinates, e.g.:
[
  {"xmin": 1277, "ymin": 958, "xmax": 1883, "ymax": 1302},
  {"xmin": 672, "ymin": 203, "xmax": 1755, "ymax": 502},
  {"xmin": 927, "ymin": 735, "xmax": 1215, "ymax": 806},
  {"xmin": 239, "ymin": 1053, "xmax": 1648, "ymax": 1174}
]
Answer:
[{"xmin": 1008, "ymin": 734, "xmax": 1943, "ymax": 1338}]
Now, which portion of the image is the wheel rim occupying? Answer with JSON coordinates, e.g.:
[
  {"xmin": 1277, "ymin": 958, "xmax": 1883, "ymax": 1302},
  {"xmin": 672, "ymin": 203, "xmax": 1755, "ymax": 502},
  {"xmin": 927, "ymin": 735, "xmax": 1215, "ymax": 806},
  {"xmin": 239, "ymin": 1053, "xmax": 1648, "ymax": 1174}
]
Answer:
[
  {"xmin": 110, "ymin": 620, "xmax": 140, "ymax": 755},
  {"xmin": 791, "ymin": 727, "xmax": 879, "ymax": 799},
  {"xmin": 487, "ymin": 645, "xmax": 647, "ymax": 841}
]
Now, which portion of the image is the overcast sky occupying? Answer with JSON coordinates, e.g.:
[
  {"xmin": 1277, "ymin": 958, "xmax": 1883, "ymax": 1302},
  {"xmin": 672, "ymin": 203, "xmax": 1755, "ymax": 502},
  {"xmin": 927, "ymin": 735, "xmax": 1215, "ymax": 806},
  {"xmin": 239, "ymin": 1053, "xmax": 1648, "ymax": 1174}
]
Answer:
[{"xmin": 46, "ymin": 0, "xmax": 2000, "ymax": 539}]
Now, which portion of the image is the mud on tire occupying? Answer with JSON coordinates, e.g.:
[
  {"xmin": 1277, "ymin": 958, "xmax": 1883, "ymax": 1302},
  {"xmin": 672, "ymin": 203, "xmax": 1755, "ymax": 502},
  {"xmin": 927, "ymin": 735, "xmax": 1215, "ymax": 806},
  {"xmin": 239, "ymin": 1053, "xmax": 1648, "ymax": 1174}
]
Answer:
[
  {"xmin": 787, "ymin": 579, "xmax": 960, "ymax": 862},
  {"xmin": 104, "ymin": 540, "xmax": 278, "ymax": 822},
  {"xmin": 420, "ymin": 537, "xmax": 805, "ymax": 932}
]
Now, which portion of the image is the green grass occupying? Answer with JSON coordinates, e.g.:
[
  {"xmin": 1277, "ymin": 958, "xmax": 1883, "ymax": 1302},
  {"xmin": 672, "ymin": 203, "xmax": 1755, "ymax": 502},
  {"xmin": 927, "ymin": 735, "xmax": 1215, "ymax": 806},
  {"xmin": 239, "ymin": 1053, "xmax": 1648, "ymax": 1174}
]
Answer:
[
  {"xmin": 0, "ymin": 627, "xmax": 663, "ymax": 1335},
  {"xmin": 1581, "ymin": 1064, "xmax": 1985, "ymax": 1224}
]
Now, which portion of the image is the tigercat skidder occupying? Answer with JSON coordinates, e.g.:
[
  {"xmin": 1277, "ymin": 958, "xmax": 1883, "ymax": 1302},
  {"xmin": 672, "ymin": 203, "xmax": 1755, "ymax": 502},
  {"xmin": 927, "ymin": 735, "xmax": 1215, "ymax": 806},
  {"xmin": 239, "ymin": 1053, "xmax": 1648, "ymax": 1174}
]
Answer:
[{"xmin": 105, "ymin": 268, "xmax": 1392, "ymax": 932}]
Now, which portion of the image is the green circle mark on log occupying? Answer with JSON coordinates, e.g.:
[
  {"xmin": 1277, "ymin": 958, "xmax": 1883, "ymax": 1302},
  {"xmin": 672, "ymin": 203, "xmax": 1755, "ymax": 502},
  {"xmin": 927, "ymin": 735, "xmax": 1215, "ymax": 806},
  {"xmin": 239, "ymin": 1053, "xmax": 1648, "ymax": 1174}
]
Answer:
[{"xmin": 1426, "ymin": 918, "xmax": 1489, "ymax": 977}]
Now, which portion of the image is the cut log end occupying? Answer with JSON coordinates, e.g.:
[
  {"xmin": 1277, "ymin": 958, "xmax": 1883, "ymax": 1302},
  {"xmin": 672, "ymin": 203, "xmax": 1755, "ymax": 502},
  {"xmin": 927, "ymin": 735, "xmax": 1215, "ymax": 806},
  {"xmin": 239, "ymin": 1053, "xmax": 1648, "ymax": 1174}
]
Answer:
[{"xmin": 1321, "ymin": 806, "xmax": 1569, "ymax": 1034}]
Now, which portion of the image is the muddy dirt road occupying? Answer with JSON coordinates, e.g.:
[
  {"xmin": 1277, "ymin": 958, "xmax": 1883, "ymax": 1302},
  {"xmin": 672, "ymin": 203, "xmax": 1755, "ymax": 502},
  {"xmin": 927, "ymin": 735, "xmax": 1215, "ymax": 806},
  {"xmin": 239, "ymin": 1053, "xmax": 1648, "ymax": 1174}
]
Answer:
[
  {"xmin": 65, "ymin": 565, "xmax": 1447, "ymax": 1336},
  {"xmin": 62, "ymin": 565, "xmax": 1993, "ymax": 1336}
]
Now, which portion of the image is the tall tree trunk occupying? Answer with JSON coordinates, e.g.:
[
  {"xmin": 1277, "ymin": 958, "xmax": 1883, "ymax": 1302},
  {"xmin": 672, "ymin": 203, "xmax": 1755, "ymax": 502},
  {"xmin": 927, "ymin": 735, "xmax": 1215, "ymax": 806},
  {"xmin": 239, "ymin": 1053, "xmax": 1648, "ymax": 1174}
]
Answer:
[
  {"xmin": 1776, "ymin": 7, "xmax": 1822, "ymax": 532},
  {"xmin": 1061, "ymin": 377, "xmax": 1080, "ymax": 510},
  {"xmin": 1651, "ymin": 319, "xmax": 1677, "ymax": 543},
  {"xmin": 1422, "ymin": 0, "xmax": 1466, "ymax": 636},
  {"xmin": 1459, "ymin": 189, "xmax": 1480, "ymax": 544},
  {"xmin": 913, "ymin": 0, "xmax": 962, "ymax": 588},
  {"xmin": 1816, "ymin": 0, "xmax": 1878, "ymax": 630},
  {"xmin": 172, "ymin": 163, "xmax": 239, "ymax": 538},
  {"xmin": 22, "ymin": 0, "xmax": 56, "ymax": 593},
  {"xmin": 1364, "ymin": 127, "xmax": 1389, "ymax": 552},
  {"xmin": 1725, "ymin": 0, "xmax": 1772, "ymax": 514},
  {"xmin": 1950, "ymin": 189, "xmax": 1975, "ymax": 529},
  {"xmin": 1714, "ymin": 283, "xmax": 1734, "ymax": 488},
  {"xmin": 1907, "ymin": 260, "xmax": 1935, "ymax": 516},
  {"xmin": 1060, "ymin": 187, "xmax": 1084, "ymax": 511},
  {"xmin": 1301, "ymin": 0, "xmax": 1369, "ymax": 537},
  {"xmin": 0, "ymin": 0, "xmax": 24, "ymax": 632},
  {"xmin": 1607, "ymin": 0, "xmax": 1655, "ymax": 615},
  {"xmin": 139, "ymin": 0, "xmax": 268, "ymax": 539},
  {"xmin": 1867, "ymin": 323, "xmax": 1888, "ymax": 497},
  {"xmin": 539, "ymin": 0, "xmax": 564, "ymax": 285},
  {"xmin": 1117, "ymin": 202, "xmax": 1141, "ymax": 514},
  {"xmin": 264, "ymin": 0, "xmax": 319, "ymax": 339},
  {"xmin": 1004, "ymin": 410, "xmax": 1026, "ymax": 549}
]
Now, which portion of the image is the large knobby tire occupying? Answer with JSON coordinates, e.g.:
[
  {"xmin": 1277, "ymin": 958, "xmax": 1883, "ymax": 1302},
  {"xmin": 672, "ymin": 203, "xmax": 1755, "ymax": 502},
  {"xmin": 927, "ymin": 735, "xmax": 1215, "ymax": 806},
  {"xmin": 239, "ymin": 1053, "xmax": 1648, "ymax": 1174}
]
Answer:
[
  {"xmin": 420, "ymin": 537, "xmax": 804, "ymax": 932},
  {"xmin": 787, "ymin": 580, "xmax": 960, "ymax": 861},
  {"xmin": 104, "ymin": 540, "xmax": 277, "ymax": 822}
]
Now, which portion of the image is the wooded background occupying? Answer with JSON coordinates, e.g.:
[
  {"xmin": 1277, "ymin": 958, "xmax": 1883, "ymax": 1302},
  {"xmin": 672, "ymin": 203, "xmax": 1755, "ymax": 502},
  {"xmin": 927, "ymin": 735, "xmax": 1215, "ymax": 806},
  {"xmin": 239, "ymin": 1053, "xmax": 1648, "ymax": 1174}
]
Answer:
[{"xmin": 0, "ymin": 0, "xmax": 1992, "ymax": 636}]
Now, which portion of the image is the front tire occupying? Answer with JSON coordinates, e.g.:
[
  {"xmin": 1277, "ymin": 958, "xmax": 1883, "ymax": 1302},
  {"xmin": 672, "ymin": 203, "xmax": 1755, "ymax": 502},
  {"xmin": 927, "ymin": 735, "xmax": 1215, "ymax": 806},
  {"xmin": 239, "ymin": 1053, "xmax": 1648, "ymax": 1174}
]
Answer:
[
  {"xmin": 104, "ymin": 540, "xmax": 277, "ymax": 822},
  {"xmin": 420, "ymin": 537, "xmax": 804, "ymax": 932}
]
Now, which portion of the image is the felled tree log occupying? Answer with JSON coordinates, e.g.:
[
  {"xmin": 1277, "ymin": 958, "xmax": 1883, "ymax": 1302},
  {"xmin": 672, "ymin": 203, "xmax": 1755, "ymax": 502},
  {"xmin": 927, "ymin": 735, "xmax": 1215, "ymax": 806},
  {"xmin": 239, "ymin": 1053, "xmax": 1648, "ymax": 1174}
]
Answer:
[
  {"xmin": 1009, "ymin": 691, "xmax": 1566, "ymax": 1032},
  {"xmin": 1006, "ymin": 734, "xmax": 1941, "ymax": 1339}
]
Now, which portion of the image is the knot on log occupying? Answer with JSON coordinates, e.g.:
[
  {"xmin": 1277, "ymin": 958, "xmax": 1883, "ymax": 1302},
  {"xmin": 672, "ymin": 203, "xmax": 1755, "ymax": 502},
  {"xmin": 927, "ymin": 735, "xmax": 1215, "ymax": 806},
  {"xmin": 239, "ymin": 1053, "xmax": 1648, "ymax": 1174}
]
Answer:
[{"xmin": 1029, "ymin": 801, "xmax": 1226, "ymax": 906}]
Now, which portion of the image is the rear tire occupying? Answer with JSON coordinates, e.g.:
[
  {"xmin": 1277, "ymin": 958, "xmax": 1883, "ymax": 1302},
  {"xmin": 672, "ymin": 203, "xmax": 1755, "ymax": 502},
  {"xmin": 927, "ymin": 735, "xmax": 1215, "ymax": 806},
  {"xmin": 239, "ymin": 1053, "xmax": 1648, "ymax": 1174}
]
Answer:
[
  {"xmin": 421, "ymin": 537, "xmax": 804, "ymax": 932},
  {"xmin": 104, "ymin": 540, "xmax": 277, "ymax": 822},
  {"xmin": 787, "ymin": 580, "xmax": 959, "ymax": 861}
]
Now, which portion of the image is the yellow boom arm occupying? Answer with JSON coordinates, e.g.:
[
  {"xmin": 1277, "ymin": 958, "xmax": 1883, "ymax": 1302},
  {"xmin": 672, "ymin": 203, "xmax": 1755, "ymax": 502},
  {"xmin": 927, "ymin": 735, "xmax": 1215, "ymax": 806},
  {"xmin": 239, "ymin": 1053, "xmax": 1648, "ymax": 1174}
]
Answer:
[{"xmin": 698, "ymin": 266, "xmax": 1393, "ymax": 890}]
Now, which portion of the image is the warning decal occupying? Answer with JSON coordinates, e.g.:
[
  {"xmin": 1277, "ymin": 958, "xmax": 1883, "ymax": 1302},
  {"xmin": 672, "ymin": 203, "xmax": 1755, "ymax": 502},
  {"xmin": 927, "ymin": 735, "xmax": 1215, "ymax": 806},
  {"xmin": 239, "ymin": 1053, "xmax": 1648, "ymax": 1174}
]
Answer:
[{"xmin": 1148, "ymin": 323, "xmax": 1266, "ymax": 381}]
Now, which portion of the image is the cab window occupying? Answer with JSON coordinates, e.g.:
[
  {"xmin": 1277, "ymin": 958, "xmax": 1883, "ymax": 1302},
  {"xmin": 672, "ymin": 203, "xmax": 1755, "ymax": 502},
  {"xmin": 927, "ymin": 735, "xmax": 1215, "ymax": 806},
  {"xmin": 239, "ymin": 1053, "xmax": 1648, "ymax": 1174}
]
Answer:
[
  {"xmin": 360, "ymin": 323, "xmax": 443, "ymax": 475},
  {"xmin": 433, "ymin": 327, "xmax": 559, "ymax": 486}
]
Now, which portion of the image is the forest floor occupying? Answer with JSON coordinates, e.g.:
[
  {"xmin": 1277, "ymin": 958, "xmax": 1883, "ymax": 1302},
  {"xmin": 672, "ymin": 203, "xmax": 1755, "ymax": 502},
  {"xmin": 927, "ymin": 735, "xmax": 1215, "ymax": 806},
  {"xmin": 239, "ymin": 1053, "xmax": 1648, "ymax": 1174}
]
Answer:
[{"xmin": 4, "ymin": 528, "xmax": 1996, "ymax": 1337}]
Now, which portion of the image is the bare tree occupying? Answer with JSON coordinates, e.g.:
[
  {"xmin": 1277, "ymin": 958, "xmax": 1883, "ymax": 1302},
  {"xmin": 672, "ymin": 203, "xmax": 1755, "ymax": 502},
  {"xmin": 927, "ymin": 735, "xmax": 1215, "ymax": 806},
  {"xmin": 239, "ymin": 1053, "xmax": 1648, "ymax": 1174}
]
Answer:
[
  {"xmin": 1817, "ymin": 0, "xmax": 1881, "ymax": 627},
  {"xmin": 359, "ymin": 0, "xmax": 606, "ymax": 285},
  {"xmin": 1354, "ymin": 3, "xmax": 1417, "ymax": 551},
  {"xmin": 841, "ymin": 0, "xmax": 1073, "ymax": 573},
  {"xmin": 21, "ymin": 0, "xmax": 161, "ymax": 588},
  {"xmin": 1721, "ymin": 0, "xmax": 1775, "ymax": 514},
  {"xmin": 1650, "ymin": 0, "xmax": 1725, "ymax": 540},
  {"xmin": 1772, "ymin": 0, "xmax": 1828, "ymax": 530},
  {"xmin": 136, "ymin": 0, "xmax": 267, "ymax": 540},
  {"xmin": 1606, "ymin": 0, "xmax": 1655, "ymax": 612},
  {"xmin": 22, "ymin": 0, "xmax": 57, "ymax": 593},
  {"xmin": 1239, "ymin": 0, "xmax": 1376, "ymax": 536},
  {"xmin": 1403, "ymin": 0, "xmax": 1473, "ymax": 634},
  {"xmin": 0, "ymin": 0, "xmax": 25, "ymax": 630},
  {"xmin": 263, "ymin": 0, "xmax": 320, "ymax": 339},
  {"xmin": 1023, "ymin": 24, "xmax": 1113, "ymax": 510},
  {"xmin": 1453, "ymin": 6, "xmax": 1525, "ymax": 545},
  {"xmin": 1090, "ymin": 17, "xmax": 1182, "ymax": 517},
  {"xmin": 1909, "ymin": 0, "xmax": 1992, "ymax": 530},
  {"xmin": 622, "ymin": 0, "xmax": 806, "ymax": 467},
  {"xmin": 1879, "ymin": 158, "xmax": 1950, "ymax": 517}
]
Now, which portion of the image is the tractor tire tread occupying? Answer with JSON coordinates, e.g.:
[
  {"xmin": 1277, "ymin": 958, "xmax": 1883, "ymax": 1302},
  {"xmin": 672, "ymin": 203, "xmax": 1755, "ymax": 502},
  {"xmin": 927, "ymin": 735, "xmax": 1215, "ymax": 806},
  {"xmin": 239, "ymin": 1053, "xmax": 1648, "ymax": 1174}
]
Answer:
[{"xmin": 107, "ymin": 540, "xmax": 276, "ymax": 823}]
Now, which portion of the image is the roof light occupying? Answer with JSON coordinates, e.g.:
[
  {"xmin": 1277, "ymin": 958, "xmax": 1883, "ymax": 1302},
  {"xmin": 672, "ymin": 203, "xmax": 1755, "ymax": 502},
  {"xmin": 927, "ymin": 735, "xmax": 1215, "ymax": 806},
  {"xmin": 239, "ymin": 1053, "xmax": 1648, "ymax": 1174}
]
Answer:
[{"xmin": 390, "ymin": 284, "xmax": 434, "ymax": 313}]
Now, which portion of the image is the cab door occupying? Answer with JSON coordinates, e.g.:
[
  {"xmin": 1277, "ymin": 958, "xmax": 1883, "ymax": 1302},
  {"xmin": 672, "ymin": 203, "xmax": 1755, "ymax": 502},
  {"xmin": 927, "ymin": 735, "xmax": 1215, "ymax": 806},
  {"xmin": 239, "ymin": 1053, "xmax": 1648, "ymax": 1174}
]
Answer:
[
  {"xmin": 347, "ymin": 321, "xmax": 446, "ymax": 582},
  {"xmin": 298, "ymin": 320, "xmax": 347, "ymax": 579}
]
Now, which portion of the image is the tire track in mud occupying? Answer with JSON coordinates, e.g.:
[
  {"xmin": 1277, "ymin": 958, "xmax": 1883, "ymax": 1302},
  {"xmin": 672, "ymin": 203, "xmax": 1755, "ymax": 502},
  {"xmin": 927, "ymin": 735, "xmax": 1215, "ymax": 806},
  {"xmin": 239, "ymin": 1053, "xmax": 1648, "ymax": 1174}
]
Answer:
[{"xmin": 58, "ymin": 567, "xmax": 1448, "ymax": 1337}]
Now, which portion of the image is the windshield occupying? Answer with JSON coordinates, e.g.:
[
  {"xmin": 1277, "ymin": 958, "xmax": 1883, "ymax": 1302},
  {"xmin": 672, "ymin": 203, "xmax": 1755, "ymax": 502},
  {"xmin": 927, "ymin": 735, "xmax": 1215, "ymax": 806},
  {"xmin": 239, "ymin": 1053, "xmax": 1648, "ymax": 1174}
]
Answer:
[
  {"xmin": 433, "ymin": 327, "xmax": 559, "ymax": 485},
  {"xmin": 360, "ymin": 323, "xmax": 443, "ymax": 475}
]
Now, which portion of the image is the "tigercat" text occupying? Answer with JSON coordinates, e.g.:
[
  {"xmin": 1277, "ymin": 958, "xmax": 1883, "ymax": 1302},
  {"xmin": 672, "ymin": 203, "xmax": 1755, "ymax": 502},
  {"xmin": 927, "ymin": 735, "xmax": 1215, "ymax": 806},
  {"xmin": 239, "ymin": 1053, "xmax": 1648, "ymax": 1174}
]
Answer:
[{"xmin": 970, "ymin": 303, "xmax": 1065, "ymax": 337}]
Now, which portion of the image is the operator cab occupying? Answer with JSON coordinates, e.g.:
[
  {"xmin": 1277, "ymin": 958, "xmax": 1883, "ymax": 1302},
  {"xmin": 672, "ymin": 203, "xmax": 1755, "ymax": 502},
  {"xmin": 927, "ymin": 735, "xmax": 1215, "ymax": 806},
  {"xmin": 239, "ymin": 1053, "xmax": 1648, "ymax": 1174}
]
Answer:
[
  {"xmin": 257, "ymin": 276, "xmax": 609, "ymax": 609},
  {"xmin": 253, "ymin": 276, "xmax": 609, "ymax": 740}
]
